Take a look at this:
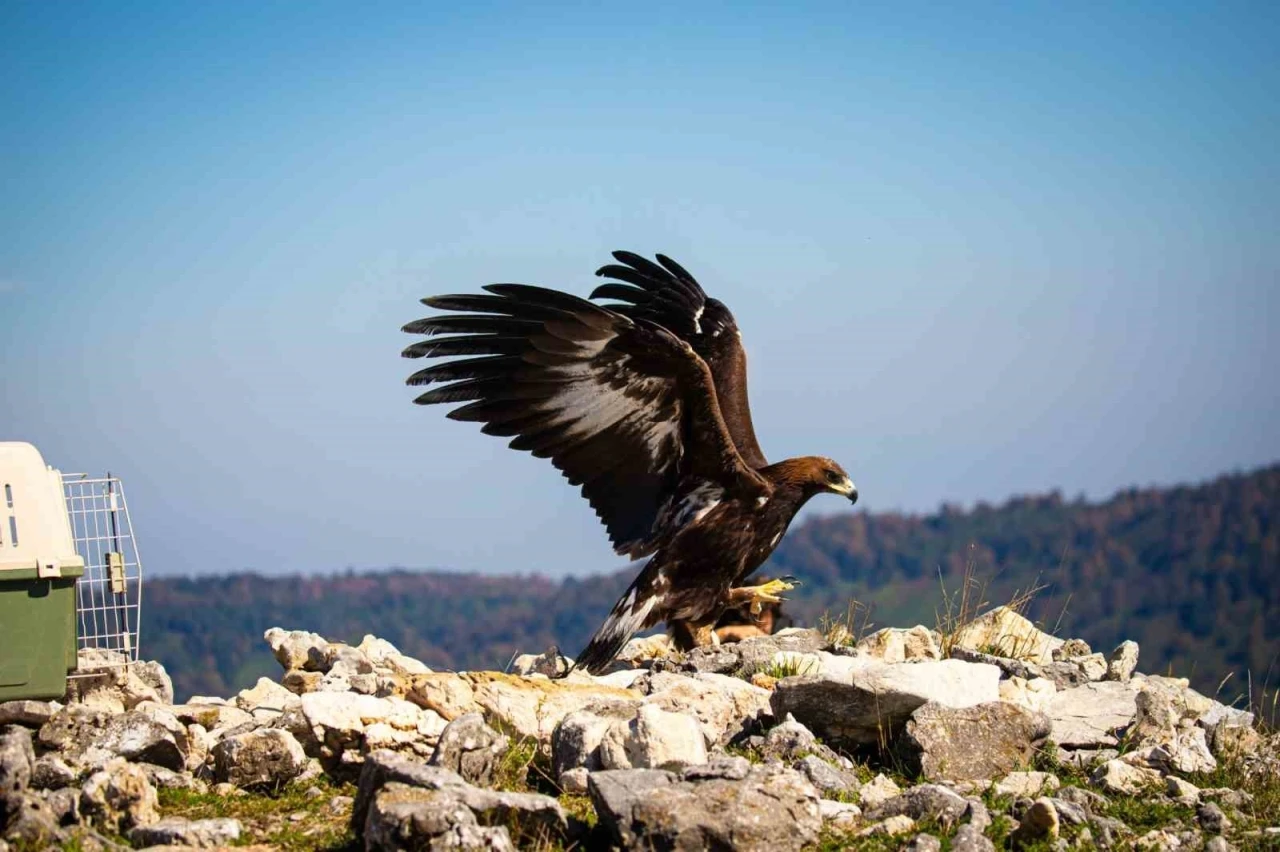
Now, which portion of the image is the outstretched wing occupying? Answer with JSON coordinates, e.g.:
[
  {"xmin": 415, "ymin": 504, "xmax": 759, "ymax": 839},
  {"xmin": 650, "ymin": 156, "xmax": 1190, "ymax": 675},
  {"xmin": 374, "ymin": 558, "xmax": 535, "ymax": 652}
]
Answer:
[
  {"xmin": 591, "ymin": 251, "xmax": 768, "ymax": 469},
  {"xmin": 404, "ymin": 283, "xmax": 768, "ymax": 559}
]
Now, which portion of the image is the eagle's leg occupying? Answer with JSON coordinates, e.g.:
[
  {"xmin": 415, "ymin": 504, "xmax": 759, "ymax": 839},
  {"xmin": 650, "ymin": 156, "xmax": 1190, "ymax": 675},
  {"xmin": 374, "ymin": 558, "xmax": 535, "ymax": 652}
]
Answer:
[{"xmin": 725, "ymin": 576, "xmax": 798, "ymax": 616}]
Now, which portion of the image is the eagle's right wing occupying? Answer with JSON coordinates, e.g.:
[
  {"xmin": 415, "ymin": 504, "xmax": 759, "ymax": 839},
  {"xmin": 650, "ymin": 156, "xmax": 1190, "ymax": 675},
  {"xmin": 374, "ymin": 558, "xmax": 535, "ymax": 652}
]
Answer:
[
  {"xmin": 404, "ymin": 284, "xmax": 769, "ymax": 560},
  {"xmin": 591, "ymin": 251, "xmax": 769, "ymax": 469}
]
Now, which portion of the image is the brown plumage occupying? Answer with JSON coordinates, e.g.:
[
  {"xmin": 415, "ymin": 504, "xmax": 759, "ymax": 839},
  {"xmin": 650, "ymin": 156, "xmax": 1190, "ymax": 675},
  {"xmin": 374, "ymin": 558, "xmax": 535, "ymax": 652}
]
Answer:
[{"xmin": 403, "ymin": 251, "xmax": 857, "ymax": 674}]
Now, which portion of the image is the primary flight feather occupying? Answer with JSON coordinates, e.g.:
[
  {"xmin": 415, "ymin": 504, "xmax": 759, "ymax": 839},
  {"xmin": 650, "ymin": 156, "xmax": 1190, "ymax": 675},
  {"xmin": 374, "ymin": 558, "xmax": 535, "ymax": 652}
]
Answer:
[{"xmin": 404, "ymin": 251, "xmax": 857, "ymax": 674}]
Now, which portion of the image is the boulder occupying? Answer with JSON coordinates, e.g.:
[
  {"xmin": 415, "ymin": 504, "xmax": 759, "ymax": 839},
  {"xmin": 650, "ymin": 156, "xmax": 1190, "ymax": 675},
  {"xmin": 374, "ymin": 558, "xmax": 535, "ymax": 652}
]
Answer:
[
  {"xmin": 1106, "ymin": 641, "xmax": 1140, "ymax": 682},
  {"xmin": 428, "ymin": 713, "xmax": 509, "ymax": 787},
  {"xmin": 589, "ymin": 762, "xmax": 822, "ymax": 852},
  {"xmin": 235, "ymin": 678, "xmax": 297, "ymax": 714},
  {"xmin": 818, "ymin": 799, "xmax": 862, "ymax": 829},
  {"xmin": 0, "ymin": 726, "xmax": 34, "ymax": 797},
  {"xmin": 855, "ymin": 626, "xmax": 942, "ymax": 663},
  {"xmin": 951, "ymin": 607, "xmax": 1064, "ymax": 665},
  {"xmin": 998, "ymin": 677, "xmax": 1057, "ymax": 714},
  {"xmin": 1047, "ymin": 681, "xmax": 1138, "ymax": 748},
  {"xmin": 858, "ymin": 774, "xmax": 902, "ymax": 809},
  {"xmin": 264, "ymin": 628, "xmax": 332, "ymax": 672},
  {"xmin": 993, "ymin": 771, "xmax": 1060, "ymax": 798},
  {"xmin": 462, "ymin": 672, "xmax": 640, "ymax": 745},
  {"xmin": 407, "ymin": 673, "xmax": 479, "ymax": 722},
  {"xmin": 79, "ymin": 759, "xmax": 159, "ymax": 833},
  {"xmin": 0, "ymin": 702, "xmax": 60, "ymax": 729},
  {"xmin": 759, "ymin": 714, "xmax": 839, "ymax": 765},
  {"xmin": 951, "ymin": 823, "xmax": 996, "ymax": 852},
  {"xmin": 211, "ymin": 729, "xmax": 308, "ymax": 789},
  {"xmin": 1090, "ymin": 759, "xmax": 1162, "ymax": 795},
  {"xmin": 64, "ymin": 652, "xmax": 173, "ymax": 712},
  {"xmin": 30, "ymin": 755, "xmax": 77, "ymax": 790},
  {"xmin": 794, "ymin": 755, "xmax": 860, "ymax": 798},
  {"xmin": 899, "ymin": 701, "xmax": 1051, "ymax": 781},
  {"xmin": 362, "ymin": 782, "xmax": 515, "ymax": 851},
  {"xmin": 39, "ymin": 707, "xmax": 186, "ymax": 771},
  {"xmin": 641, "ymin": 672, "xmax": 771, "ymax": 746},
  {"xmin": 863, "ymin": 784, "xmax": 969, "ymax": 827},
  {"xmin": 771, "ymin": 660, "xmax": 1000, "ymax": 749},
  {"xmin": 599, "ymin": 704, "xmax": 707, "ymax": 771},
  {"xmin": 2, "ymin": 792, "xmax": 65, "ymax": 847},
  {"xmin": 297, "ymin": 692, "xmax": 448, "ymax": 770},
  {"xmin": 352, "ymin": 750, "xmax": 575, "ymax": 844},
  {"xmin": 129, "ymin": 816, "xmax": 242, "ymax": 848},
  {"xmin": 858, "ymin": 814, "xmax": 916, "ymax": 837},
  {"xmin": 552, "ymin": 702, "xmax": 643, "ymax": 776}
]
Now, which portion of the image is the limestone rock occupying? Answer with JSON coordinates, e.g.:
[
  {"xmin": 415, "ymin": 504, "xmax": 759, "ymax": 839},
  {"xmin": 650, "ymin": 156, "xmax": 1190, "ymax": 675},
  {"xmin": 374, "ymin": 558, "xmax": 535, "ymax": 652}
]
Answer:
[
  {"xmin": 640, "ymin": 671, "xmax": 771, "ymax": 746},
  {"xmin": 771, "ymin": 659, "xmax": 1000, "ymax": 749},
  {"xmin": 1047, "ymin": 681, "xmax": 1138, "ymax": 748},
  {"xmin": 299, "ymin": 692, "xmax": 448, "ymax": 770},
  {"xmin": 998, "ymin": 676, "xmax": 1057, "ymax": 715},
  {"xmin": 235, "ymin": 678, "xmax": 297, "ymax": 713},
  {"xmin": 905, "ymin": 834, "xmax": 943, "ymax": 852},
  {"xmin": 357, "ymin": 635, "xmax": 431, "ymax": 677},
  {"xmin": 1010, "ymin": 798, "xmax": 1059, "ymax": 848},
  {"xmin": 264, "ymin": 628, "xmax": 332, "ymax": 672},
  {"xmin": 858, "ymin": 774, "xmax": 902, "ymax": 809},
  {"xmin": 352, "ymin": 750, "xmax": 574, "ymax": 844},
  {"xmin": 407, "ymin": 673, "xmax": 479, "ymax": 722},
  {"xmin": 64, "ymin": 652, "xmax": 173, "ymax": 712},
  {"xmin": 211, "ymin": 729, "xmax": 308, "ymax": 789},
  {"xmin": 1, "ymin": 792, "xmax": 65, "ymax": 847},
  {"xmin": 462, "ymin": 672, "xmax": 639, "ymax": 745},
  {"xmin": 864, "ymin": 784, "xmax": 969, "ymax": 828},
  {"xmin": 79, "ymin": 759, "xmax": 159, "ymax": 833},
  {"xmin": 899, "ymin": 701, "xmax": 1051, "ymax": 781},
  {"xmin": 795, "ymin": 755, "xmax": 860, "ymax": 798},
  {"xmin": 39, "ymin": 707, "xmax": 186, "ymax": 771},
  {"xmin": 1107, "ymin": 641, "xmax": 1140, "ymax": 682},
  {"xmin": 994, "ymin": 771, "xmax": 1060, "ymax": 798},
  {"xmin": 1167, "ymin": 776, "xmax": 1201, "ymax": 805},
  {"xmin": 951, "ymin": 823, "xmax": 996, "ymax": 852},
  {"xmin": 1197, "ymin": 802, "xmax": 1231, "ymax": 834},
  {"xmin": 1090, "ymin": 759, "xmax": 1162, "ymax": 795},
  {"xmin": 759, "ymin": 714, "xmax": 837, "ymax": 764},
  {"xmin": 0, "ymin": 702, "xmax": 60, "ymax": 729},
  {"xmin": 428, "ymin": 713, "xmax": 509, "ymax": 787},
  {"xmin": 599, "ymin": 704, "xmax": 707, "ymax": 771},
  {"xmin": 858, "ymin": 814, "xmax": 915, "ymax": 837},
  {"xmin": 551, "ymin": 702, "xmax": 642, "ymax": 776},
  {"xmin": 589, "ymin": 762, "xmax": 822, "ymax": 852},
  {"xmin": 818, "ymin": 798, "xmax": 862, "ymax": 829},
  {"xmin": 855, "ymin": 626, "xmax": 942, "ymax": 663},
  {"xmin": 0, "ymin": 725, "xmax": 34, "ymax": 797},
  {"xmin": 30, "ymin": 755, "xmax": 77, "ymax": 790},
  {"xmin": 951, "ymin": 606, "xmax": 1064, "ymax": 664},
  {"xmin": 130, "ymin": 816, "xmax": 242, "ymax": 848},
  {"xmin": 362, "ymin": 782, "xmax": 515, "ymax": 852}
]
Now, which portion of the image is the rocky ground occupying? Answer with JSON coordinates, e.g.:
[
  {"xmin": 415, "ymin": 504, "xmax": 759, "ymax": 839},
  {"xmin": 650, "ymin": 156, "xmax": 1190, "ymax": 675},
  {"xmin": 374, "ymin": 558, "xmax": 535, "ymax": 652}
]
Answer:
[{"xmin": 1, "ymin": 607, "xmax": 1277, "ymax": 851}]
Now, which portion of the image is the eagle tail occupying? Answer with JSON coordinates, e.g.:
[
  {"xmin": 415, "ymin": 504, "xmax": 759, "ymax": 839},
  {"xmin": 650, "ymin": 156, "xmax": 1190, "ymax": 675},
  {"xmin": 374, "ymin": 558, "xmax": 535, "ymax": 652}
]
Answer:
[{"xmin": 572, "ymin": 567, "xmax": 664, "ymax": 675}]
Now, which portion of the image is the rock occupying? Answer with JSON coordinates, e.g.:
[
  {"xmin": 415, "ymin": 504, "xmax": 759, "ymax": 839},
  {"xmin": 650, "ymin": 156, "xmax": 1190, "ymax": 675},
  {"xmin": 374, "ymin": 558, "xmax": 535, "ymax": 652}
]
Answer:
[
  {"xmin": 1197, "ymin": 802, "xmax": 1231, "ymax": 834},
  {"xmin": 1047, "ymin": 681, "xmax": 1138, "ymax": 748},
  {"xmin": 681, "ymin": 756, "xmax": 752, "ymax": 782},
  {"xmin": 1057, "ymin": 785, "xmax": 1109, "ymax": 811},
  {"xmin": 30, "ymin": 755, "xmax": 77, "ymax": 790},
  {"xmin": 1124, "ymin": 726, "xmax": 1216, "ymax": 775},
  {"xmin": 0, "ymin": 725, "xmax": 34, "ymax": 798},
  {"xmin": 613, "ymin": 634, "xmax": 675, "ymax": 669},
  {"xmin": 211, "ymin": 728, "xmax": 308, "ymax": 789},
  {"xmin": 1074, "ymin": 653, "xmax": 1109, "ymax": 682},
  {"xmin": 79, "ymin": 759, "xmax": 159, "ymax": 833},
  {"xmin": 168, "ymin": 701, "xmax": 256, "ymax": 731},
  {"xmin": 0, "ymin": 702, "xmax": 60, "ymax": 729},
  {"xmin": 1136, "ymin": 828, "xmax": 1185, "ymax": 849},
  {"xmin": 1090, "ymin": 759, "xmax": 1162, "ymax": 795},
  {"xmin": 1039, "ymin": 661, "xmax": 1092, "ymax": 689},
  {"xmin": 1009, "ymin": 797, "xmax": 1059, "ymax": 848},
  {"xmin": 64, "ymin": 653, "xmax": 173, "ymax": 712},
  {"xmin": 818, "ymin": 799, "xmax": 862, "ymax": 829},
  {"xmin": 281, "ymin": 669, "xmax": 324, "ymax": 695},
  {"xmin": 855, "ymin": 626, "xmax": 942, "ymax": 663},
  {"xmin": 407, "ymin": 673, "xmax": 479, "ymax": 722},
  {"xmin": 2, "ymin": 792, "xmax": 65, "ymax": 846},
  {"xmin": 1107, "ymin": 641, "xmax": 1140, "ymax": 682},
  {"xmin": 298, "ymin": 692, "xmax": 449, "ymax": 770},
  {"xmin": 141, "ymin": 764, "xmax": 207, "ymax": 792},
  {"xmin": 858, "ymin": 773, "xmax": 902, "ymax": 808},
  {"xmin": 129, "ymin": 816, "xmax": 242, "ymax": 848},
  {"xmin": 589, "ymin": 763, "xmax": 822, "ymax": 852},
  {"xmin": 551, "ymin": 702, "xmax": 641, "ymax": 775},
  {"xmin": 998, "ymin": 676, "xmax": 1057, "ymax": 715},
  {"xmin": 858, "ymin": 814, "xmax": 915, "ymax": 837},
  {"xmin": 900, "ymin": 701, "xmax": 1050, "ymax": 781},
  {"xmin": 1045, "ymin": 797, "xmax": 1088, "ymax": 826},
  {"xmin": 950, "ymin": 647, "xmax": 1042, "ymax": 681},
  {"xmin": 463, "ymin": 672, "xmax": 640, "ymax": 745},
  {"xmin": 264, "ymin": 628, "xmax": 332, "ymax": 671},
  {"xmin": 353, "ymin": 750, "xmax": 574, "ymax": 844},
  {"xmin": 864, "ymin": 784, "xmax": 969, "ymax": 828},
  {"xmin": 951, "ymin": 606, "xmax": 1064, "ymax": 664},
  {"xmin": 994, "ymin": 771, "xmax": 1060, "ymax": 798},
  {"xmin": 428, "ymin": 713, "xmax": 509, "ymax": 787},
  {"xmin": 44, "ymin": 785, "xmax": 81, "ymax": 825},
  {"xmin": 1205, "ymin": 837, "xmax": 1235, "ymax": 852},
  {"xmin": 1089, "ymin": 814, "xmax": 1133, "ymax": 847},
  {"xmin": 906, "ymin": 834, "xmax": 943, "ymax": 852},
  {"xmin": 235, "ymin": 678, "xmax": 297, "ymax": 713},
  {"xmin": 951, "ymin": 823, "xmax": 996, "ymax": 852},
  {"xmin": 38, "ymin": 707, "xmax": 186, "ymax": 771},
  {"xmin": 771, "ymin": 660, "xmax": 1000, "ymax": 749},
  {"xmin": 559, "ymin": 767, "xmax": 589, "ymax": 795},
  {"xmin": 599, "ymin": 704, "xmax": 707, "ymax": 770},
  {"xmin": 759, "ymin": 714, "xmax": 831, "ymax": 763},
  {"xmin": 1167, "ymin": 776, "xmax": 1201, "ymax": 805},
  {"xmin": 357, "ymin": 635, "xmax": 432, "ymax": 677},
  {"xmin": 965, "ymin": 797, "xmax": 992, "ymax": 831},
  {"xmin": 362, "ymin": 782, "xmax": 516, "ymax": 852},
  {"xmin": 510, "ymin": 648, "xmax": 570, "ymax": 678},
  {"xmin": 795, "ymin": 755, "xmax": 860, "ymax": 798},
  {"xmin": 641, "ymin": 672, "xmax": 771, "ymax": 746}
]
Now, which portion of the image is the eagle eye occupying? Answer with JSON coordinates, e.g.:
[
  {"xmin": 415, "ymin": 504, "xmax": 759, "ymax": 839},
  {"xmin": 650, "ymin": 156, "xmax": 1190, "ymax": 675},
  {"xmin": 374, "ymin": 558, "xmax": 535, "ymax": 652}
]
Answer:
[{"xmin": 824, "ymin": 469, "xmax": 842, "ymax": 483}]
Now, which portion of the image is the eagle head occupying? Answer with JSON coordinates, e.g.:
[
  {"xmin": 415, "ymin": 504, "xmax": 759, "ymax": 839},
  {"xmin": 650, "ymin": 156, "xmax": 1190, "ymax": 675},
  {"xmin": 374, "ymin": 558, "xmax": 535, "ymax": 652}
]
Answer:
[{"xmin": 786, "ymin": 456, "xmax": 858, "ymax": 504}]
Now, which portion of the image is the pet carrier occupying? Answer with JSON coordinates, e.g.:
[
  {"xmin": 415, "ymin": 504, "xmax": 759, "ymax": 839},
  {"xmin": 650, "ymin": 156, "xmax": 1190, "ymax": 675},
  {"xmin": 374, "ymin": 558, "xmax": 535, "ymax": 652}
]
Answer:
[{"xmin": 0, "ymin": 441, "xmax": 85, "ymax": 700}]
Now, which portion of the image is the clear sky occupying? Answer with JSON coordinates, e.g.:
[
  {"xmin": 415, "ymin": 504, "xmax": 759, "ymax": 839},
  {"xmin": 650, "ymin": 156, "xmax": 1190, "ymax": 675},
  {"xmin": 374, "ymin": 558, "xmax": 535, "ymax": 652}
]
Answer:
[{"xmin": 2, "ymin": 1, "xmax": 1276, "ymax": 578}]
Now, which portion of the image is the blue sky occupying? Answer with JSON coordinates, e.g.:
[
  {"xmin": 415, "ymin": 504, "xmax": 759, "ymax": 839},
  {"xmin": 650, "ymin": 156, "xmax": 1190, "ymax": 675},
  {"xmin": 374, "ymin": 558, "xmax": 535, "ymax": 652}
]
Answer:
[{"xmin": 2, "ymin": 1, "xmax": 1276, "ymax": 578}]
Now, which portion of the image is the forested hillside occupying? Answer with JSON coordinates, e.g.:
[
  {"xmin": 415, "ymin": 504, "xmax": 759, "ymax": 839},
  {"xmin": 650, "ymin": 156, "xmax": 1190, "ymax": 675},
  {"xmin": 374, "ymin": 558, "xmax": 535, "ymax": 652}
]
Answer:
[{"xmin": 145, "ymin": 464, "xmax": 1278, "ymax": 703}]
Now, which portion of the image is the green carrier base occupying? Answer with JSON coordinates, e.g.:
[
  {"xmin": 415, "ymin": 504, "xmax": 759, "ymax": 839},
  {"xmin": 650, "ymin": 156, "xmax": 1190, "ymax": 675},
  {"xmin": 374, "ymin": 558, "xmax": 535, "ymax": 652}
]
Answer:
[{"xmin": 0, "ymin": 565, "xmax": 84, "ymax": 701}]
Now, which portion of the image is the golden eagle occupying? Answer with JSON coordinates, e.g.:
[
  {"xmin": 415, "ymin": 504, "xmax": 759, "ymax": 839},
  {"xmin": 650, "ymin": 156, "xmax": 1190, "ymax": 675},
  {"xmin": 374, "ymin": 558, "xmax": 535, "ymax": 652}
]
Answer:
[{"xmin": 403, "ymin": 251, "xmax": 857, "ymax": 674}]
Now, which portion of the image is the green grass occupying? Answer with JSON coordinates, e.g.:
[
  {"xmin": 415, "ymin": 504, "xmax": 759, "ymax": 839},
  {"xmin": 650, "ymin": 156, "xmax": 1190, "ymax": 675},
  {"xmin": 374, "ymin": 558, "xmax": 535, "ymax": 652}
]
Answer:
[{"xmin": 156, "ymin": 777, "xmax": 357, "ymax": 851}]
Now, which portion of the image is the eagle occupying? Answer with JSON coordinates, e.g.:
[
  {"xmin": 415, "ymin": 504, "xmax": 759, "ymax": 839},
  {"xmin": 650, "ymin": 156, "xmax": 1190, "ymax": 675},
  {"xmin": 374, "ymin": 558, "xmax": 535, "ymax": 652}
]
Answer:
[{"xmin": 403, "ymin": 251, "xmax": 857, "ymax": 675}]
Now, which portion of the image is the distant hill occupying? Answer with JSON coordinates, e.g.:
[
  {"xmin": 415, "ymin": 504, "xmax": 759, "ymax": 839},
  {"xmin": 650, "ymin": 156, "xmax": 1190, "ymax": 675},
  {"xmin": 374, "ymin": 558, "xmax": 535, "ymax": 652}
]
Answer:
[{"xmin": 144, "ymin": 464, "xmax": 1279, "ymax": 704}]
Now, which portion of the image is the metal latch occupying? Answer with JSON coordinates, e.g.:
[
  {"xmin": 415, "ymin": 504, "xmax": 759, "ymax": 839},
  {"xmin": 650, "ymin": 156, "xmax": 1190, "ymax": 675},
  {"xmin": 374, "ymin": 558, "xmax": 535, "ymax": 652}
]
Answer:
[{"xmin": 107, "ymin": 551, "xmax": 126, "ymax": 593}]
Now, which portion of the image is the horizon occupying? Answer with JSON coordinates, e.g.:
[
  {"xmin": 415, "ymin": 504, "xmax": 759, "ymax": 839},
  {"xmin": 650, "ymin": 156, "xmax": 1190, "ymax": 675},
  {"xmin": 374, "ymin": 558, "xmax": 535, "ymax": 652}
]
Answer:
[{"xmin": 3, "ymin": 2, "xmax": 1277, "ymax": 577}]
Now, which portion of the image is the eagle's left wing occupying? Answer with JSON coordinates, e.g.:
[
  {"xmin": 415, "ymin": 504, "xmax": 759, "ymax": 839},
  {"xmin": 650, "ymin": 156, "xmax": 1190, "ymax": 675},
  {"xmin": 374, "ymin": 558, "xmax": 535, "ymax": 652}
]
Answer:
[{"xmin": 403, "ymin": 283, "xmax": 768, "ymax": 560}]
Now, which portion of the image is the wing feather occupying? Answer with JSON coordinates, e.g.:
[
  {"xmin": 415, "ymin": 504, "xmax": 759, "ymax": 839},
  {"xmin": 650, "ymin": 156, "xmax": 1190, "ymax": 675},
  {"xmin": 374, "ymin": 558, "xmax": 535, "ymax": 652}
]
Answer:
[
  {"xmin": 591, "ymin": 251, "xmax": 768, "ymax": 468},
  {"xmin": 405, "ymin": 281, "xmax": 767, "ymax": 558}
]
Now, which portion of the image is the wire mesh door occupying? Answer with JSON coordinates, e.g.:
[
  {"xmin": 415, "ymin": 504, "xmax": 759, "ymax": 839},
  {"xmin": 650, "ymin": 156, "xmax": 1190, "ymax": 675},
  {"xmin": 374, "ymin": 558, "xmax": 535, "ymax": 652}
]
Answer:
[{"xmin": 62, "ymin": 474, "xmax": 143, "ymax": 663}]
